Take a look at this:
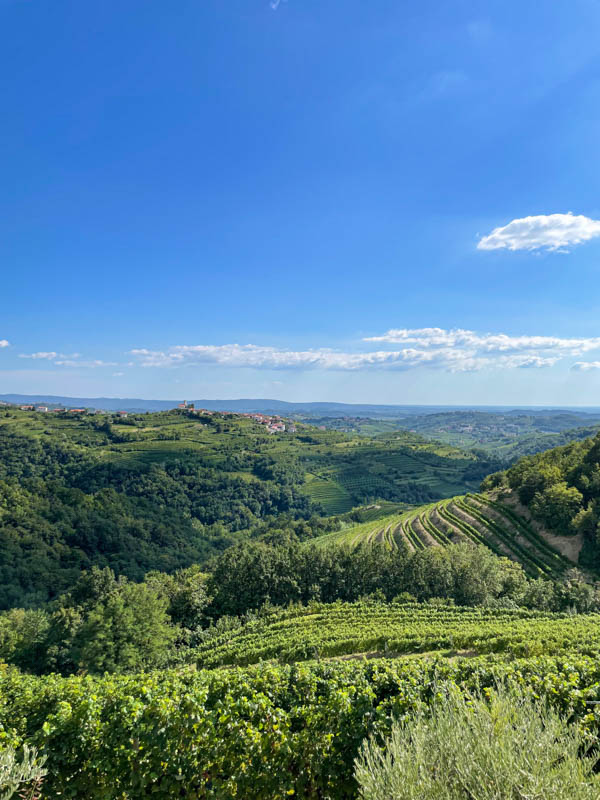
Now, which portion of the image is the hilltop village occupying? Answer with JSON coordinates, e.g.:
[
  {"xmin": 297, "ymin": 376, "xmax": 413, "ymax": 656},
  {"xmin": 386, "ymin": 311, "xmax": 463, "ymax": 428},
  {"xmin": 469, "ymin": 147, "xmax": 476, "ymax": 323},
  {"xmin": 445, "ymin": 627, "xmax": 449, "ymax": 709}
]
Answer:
[
  {"xmin": 0, "ymin": 399, "xmax": 296, "ymax": 434},
  {"xmin": 175, "ymin": 400, "xmax": 296, "ymax": 433}
]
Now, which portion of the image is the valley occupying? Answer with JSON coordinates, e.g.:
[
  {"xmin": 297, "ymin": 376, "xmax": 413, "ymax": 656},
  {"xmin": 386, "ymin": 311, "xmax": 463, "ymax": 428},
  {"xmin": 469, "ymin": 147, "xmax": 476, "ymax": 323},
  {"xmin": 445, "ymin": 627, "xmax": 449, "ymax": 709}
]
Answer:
[{"xmin": 2, "ymin": 402, "xmax": 600, "ymax": 799}]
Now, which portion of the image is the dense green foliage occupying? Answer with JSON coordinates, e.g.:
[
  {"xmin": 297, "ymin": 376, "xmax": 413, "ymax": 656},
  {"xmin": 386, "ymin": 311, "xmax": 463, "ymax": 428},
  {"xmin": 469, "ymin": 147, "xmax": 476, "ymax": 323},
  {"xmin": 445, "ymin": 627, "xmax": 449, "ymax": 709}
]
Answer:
[
  {"xmin": 205, "ymin": 541, "xmax": 532, "ymax": 619},
  {"xmin": 3, "ymin": 653, "xmax": 600, "ymax": 798},
  {"xmin": 0, "ymin": 408, "xmax": 499, "ymax": 607},
  {"xmin": 355, "ymin": 686, "xmax": 600, "ymax": 800},
  {"xmin": 483, "ymin": 431, "xmax": 600, "ymax": 566},
  {"xmin": 0, "ymin": 411, "xmax": 314, "ymax": 607},
  {"xmin": 2, "ymin": 541, "xmax": 597, "ymax": 677},
  {"xmin": 4, "ymin": 407, "xmax": 600, "ymax": 798},
  {"xmin": 0, "ymin": 566, "xmax": 198, "ymax": 675}
]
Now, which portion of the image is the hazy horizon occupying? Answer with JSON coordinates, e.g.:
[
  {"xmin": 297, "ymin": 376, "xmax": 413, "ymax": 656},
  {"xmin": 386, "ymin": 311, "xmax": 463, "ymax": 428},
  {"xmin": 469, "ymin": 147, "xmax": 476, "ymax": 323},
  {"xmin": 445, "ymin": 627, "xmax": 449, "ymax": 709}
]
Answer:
[{"xmin": 3, "ymin": 392, "xmax": 600, "ymax": 415}]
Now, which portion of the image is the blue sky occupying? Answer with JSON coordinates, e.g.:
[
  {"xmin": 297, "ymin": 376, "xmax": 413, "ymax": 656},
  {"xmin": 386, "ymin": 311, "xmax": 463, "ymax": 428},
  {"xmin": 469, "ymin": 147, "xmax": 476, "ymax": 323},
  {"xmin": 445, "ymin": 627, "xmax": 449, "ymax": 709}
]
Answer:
[{"xmin": 2, "ymin": 0, "xmax": 600, "ymax": 404}]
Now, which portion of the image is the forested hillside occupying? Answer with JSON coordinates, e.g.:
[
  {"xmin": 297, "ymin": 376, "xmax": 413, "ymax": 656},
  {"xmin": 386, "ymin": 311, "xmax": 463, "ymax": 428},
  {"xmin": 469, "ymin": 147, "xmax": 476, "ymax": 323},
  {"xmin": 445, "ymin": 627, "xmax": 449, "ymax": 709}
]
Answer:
[
  {"xmin": 0, "ymin": 407, "xmax": 496, "ymax": 607},
  {"xmin": 3, "ymin": 415, "xmax": 600, "ymax": 798},
  {"xmin": 483, "ymin": 431, "xmax": 600, "ymax": 567}
]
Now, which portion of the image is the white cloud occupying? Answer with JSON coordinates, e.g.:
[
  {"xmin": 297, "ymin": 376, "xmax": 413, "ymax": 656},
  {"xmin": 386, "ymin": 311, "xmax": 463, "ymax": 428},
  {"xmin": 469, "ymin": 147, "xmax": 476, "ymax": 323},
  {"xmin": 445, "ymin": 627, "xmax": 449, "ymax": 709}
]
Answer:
[
  {"xmin": 365, "ymin": 328, "xmax": 600, "ymax": 354},
  {"xmin": 54, "ymin": 359, "xmax": 118, "ymax": 368},
  {"xmin": 477, "ymin": 212, "xmax": 600, "ymax": 252},
  {"xmin": 362, "ymin": 327, "xmax": 600, "ymax": 371},
  {"xmin": 0, "ymin": 340, "xmax": 9, "ymax": 348},
  {"xmin": 20, "ymin": 351, "xmax": 81, "ymax": 360},
  {"xmin": 19, "ymin": 352, "xmax": 58, "ymax": 360},
  {"xmin": 129, "ymin": 329, "xmax": 600, "ymax": 374},
  {"xmin": 572, "ymin": 361, "xmax": 600, "ymax": 371},
  {"xmin": 130, "ymin": 345, "xmax": 417, "ymax": 371},
  {"xmin": 16, "ymin": 353, "xmax": 112, "ymax": 368}
]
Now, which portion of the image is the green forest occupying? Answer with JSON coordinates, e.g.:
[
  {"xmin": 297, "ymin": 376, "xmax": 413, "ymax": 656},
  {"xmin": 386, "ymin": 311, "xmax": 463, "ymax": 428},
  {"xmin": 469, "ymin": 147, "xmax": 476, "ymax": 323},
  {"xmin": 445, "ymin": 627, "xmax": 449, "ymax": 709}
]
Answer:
[{"xmin": 483, "ymin": 431, "xmax": 600, "ymax": 567}]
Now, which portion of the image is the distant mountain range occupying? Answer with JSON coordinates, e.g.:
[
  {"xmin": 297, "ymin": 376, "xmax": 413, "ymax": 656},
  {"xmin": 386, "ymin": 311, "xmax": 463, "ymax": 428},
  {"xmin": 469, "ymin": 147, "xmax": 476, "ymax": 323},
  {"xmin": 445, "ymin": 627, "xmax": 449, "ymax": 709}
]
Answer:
[{"xmin": 2, "ymin": 394, "xmax": 600, "ymax": 418}]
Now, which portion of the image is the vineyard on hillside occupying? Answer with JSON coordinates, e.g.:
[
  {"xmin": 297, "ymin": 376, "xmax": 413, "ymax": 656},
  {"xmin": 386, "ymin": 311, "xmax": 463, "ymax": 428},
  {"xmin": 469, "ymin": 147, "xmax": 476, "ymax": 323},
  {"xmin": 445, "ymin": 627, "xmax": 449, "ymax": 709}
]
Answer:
[
  {"xmin": 313, "ymin": 492, "xmax": 575, "ymax": 577},
  {"xmin": 301, "ymin": 440, "xmax": 484, "ymax": 514},
  {"xmin": 194, "ymin": 601, "xmax": 600, "ymax": 668},
  {"xmin": 6, "ymin": 612, "xmax": 600, "ymax": 799}
]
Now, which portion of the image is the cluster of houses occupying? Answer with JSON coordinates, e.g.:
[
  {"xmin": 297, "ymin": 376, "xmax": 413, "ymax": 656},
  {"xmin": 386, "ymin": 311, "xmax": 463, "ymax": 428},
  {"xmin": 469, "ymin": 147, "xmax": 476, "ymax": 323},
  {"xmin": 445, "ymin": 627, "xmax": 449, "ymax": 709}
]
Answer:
[
  {"xmin": 4, "ymin": 403, "xmax": 129, "ymax": 418},
  {"xmin": 3, "ymin": 400, "xmax": 298, "ymax": 434},
  {"xmin": 176, "ymin": 401, "xmax": 296, "ymax": 434}
]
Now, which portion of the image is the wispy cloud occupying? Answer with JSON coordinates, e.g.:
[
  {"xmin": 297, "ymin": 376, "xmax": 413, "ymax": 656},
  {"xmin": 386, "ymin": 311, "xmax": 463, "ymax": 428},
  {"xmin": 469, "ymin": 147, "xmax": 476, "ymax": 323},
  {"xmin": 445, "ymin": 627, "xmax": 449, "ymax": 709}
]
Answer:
[
  {"xmin": 0, "ymin": 340, "xmax": 9, "ymax": 348},
  {"xmin": 129, "ymin": 328, "xmax": 600, "ymax": 374},
  {"xmin": 130, "ymin": 345, "xmax": 416, "ymax": 371},
  {"xmin": 19, "ymin": 351, "xmax": 81, "ymax": 360},
  {"xmin": 270, "ymin": 0, "xmax": 286, "ymax": 9},
  {"xmin": 477, "ymin": 212, "xmax": 600, "ymax": 252},
  {"xmin": 572, "ymin": 361, "xmax": 600, "ymax": 371},
  {"xmin": 18, "ymin": 351, "xmax": 115, "ymax": 368},
  {"xmin": 54, "ymin": 359, "xmax": 118, "ymax": 368},
  {"xmin": 364, "ymin": 328, "xmax": 600, "ymax": 354},
  {"xmin": 20, "ymin": 352, "xmax": 57, "ymax": 360}
]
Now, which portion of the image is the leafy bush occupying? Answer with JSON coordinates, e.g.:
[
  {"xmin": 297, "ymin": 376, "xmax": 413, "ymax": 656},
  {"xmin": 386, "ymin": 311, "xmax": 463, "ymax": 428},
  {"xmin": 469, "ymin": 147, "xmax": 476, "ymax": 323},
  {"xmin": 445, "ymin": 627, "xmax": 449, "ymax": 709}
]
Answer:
[{"xmin": 355, "ymin": 686, "xmax": 600, "ymax": 800}]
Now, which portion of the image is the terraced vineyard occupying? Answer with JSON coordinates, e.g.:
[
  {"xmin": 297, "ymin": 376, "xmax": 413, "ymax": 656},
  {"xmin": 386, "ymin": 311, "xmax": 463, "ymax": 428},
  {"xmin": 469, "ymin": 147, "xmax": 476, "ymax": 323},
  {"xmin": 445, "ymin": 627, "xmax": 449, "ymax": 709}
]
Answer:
[
  {"xmin": 194, "ymin": 601, "xmax": 600, "ymax": 668},
  {"xmin": 313, "ymin": 492, "xmax": 574, "ymax": 577}
]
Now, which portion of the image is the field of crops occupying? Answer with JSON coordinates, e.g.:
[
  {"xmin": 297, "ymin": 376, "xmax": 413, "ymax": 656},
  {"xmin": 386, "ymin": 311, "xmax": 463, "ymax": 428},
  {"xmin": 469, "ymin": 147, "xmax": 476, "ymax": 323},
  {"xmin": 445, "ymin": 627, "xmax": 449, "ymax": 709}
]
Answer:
[
  {"xmin": 302, "ymin": 474, "xmax": 355, "ymax": 514},
  {"xmin": 194, "ymin": 601, "xmax": 600, "ymax": 668},
  {"xmin": 313, "ymin": 492, "xmax": 573, "ymax": 577},
  {"xmin": 5, "ymin": 618, "xmax": 600, "ymax": 798}
]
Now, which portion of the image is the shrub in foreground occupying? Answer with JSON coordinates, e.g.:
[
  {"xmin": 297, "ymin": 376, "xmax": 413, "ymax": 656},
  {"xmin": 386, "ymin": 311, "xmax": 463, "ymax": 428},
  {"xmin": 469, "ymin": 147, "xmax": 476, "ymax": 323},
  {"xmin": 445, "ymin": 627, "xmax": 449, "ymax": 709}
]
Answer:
[
  {"xmin": 0, "ymin": 744, "xmax": 47, "ymax": 800},
  {"xmin": 355, "ymin": 686, "xmax": 600, "ymax": 800}
]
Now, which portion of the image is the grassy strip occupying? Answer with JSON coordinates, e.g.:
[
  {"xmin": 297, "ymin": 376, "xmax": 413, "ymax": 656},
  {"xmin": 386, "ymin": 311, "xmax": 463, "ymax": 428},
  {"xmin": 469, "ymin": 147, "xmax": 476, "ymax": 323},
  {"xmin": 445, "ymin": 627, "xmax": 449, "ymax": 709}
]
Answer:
[
  {"xmin": 435, "ymin": 501, "xmax": 523, "ymax": 568},
  {"xmin": 470, "ymin": 494, "xmax": 573, "ymax": 569},
  {"xmin": 401, "ymin": 514, "xmax": 427, "ymax": 551},
  {"xmin": 405, "ymin": 516, "xmax": 427, "ymax": 550},
  {"xmin": 452, "ymin": 498, "xmax": 548, "ymax": 577},
  {"xmin": 420, "ymin": 508, "xmax": 453, "ymax": 546}
]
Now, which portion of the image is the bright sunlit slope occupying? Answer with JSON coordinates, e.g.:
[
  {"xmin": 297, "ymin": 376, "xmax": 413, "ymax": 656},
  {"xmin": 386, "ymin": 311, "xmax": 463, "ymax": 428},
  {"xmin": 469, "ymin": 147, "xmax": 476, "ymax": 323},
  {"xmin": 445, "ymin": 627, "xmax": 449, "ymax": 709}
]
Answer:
[{"xmin": 311, "ymin": 492, "xmax": 577, "ymax": 578}]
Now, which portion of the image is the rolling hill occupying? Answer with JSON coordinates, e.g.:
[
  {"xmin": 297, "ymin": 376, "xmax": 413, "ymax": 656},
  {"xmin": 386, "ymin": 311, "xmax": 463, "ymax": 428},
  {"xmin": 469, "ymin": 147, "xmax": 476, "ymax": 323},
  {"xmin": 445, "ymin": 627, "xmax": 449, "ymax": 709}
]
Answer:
[
  {"xmin": 2, "ymin": 403, "xmax": 599, "ymax": 608},
  {"xmin": 0, "ymin": 405, "xmax": 497, "ymax": 606}
]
